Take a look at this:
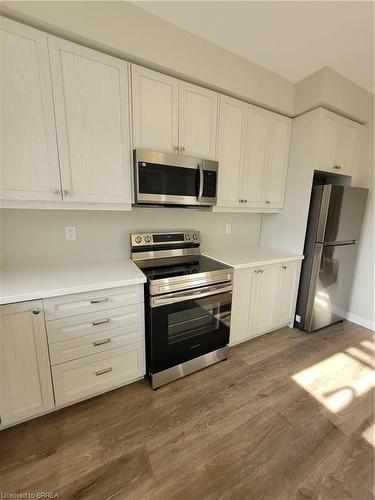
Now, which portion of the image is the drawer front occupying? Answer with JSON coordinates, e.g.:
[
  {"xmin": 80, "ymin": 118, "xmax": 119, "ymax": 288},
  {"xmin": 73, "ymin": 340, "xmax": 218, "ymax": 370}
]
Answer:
[
  {"xmin": 43, "ymin": 285, "xmax": 143, "ymax": 320},
  {"xmin": 46, "ymin": 304, "xmax": 143, "ymax": 343},
  {"xmin": 52, "ymin": 343, "xmax": 145, "ymax": 406},
  {"xmin": 49, "ymin": 323, "xmax": 144, "ymax": 365}
]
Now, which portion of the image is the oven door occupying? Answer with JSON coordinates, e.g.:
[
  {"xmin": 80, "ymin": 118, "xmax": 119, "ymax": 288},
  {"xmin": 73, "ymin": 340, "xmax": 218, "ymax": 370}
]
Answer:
[{"xmin": 148, "ymin": 283, "xmax": 232, "ymax": 374}]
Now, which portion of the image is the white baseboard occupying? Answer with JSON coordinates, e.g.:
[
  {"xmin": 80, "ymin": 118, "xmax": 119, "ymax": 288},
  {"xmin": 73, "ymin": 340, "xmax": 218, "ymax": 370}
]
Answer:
[{"xmin": 345, "ymin": 312, "xmax": 375, "ymax": 332}]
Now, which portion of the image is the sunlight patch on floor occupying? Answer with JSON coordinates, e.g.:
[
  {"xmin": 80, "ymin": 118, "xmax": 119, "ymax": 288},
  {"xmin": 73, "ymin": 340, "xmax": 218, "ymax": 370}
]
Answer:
[
  {"xmin": 292, "ymin": 350, "xmax": 374, "ymax": 414},
  {"xmin": 362, "ymin": 420, "xmax": 375, "ymax": 446}
]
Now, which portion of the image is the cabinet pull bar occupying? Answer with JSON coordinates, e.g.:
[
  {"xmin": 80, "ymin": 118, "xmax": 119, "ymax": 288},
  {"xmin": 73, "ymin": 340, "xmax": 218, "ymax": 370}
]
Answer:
[
  {"xmin": 90, "ymin": 298, "xmax": 109, "ymax": 304},
  {"xmin": 92, "ymin": 318, "xmax": 110, "ymax": 326},
  {"xmin": 93, "ymin": 338, "xmax": 111, "ymax": 346},
  {"xmin": 95, "ymin": 367, "xmax": 112, "ymax": 376}
]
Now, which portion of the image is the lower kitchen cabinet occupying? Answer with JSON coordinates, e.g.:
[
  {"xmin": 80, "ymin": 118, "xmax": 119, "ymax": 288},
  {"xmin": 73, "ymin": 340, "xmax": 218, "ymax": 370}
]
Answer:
[
  {"xmin": 52, "ymin": 343, "xmax": 145, "ymax": 406},
  {"xmin": 0, "ymin": 283, "xmax": 146, "ymax": 429},
  {"xmin": 230, "ymin": 259, "xmax": 302, "ymax": 345},
  {"xmin": 0, "ymin": 301, "xmax": 54, "ymax": 428}
]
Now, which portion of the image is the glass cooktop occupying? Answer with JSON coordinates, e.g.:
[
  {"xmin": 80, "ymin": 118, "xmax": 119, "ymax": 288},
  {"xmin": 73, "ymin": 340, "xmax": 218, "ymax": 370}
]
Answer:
[{"xmin": 138, "ymin": 255, "xmax": 231, "ymax": 281}]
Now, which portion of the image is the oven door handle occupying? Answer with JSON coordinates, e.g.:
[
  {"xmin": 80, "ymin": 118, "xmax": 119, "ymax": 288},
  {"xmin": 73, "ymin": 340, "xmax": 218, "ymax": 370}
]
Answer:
[
  {"xmin": 197, "ymin": 162, "xmax": 204, "ymax": 201},
  {"xmin": 151, "ymin": 283, "xmax": 232, "ymax": 307}
]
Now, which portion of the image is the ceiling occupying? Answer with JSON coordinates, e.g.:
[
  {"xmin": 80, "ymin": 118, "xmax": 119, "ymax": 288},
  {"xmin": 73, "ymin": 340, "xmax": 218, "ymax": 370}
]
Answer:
[{"xmin": 136, "ymin": 1, "xmax": 374, "ymax": 93}]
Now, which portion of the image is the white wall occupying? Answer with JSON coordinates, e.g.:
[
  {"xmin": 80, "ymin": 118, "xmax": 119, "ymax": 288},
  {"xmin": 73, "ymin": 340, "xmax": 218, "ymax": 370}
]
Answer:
[
  {"xmin": 349, "ymin": 104, "xmax": 374, "ymax": 329},
  {"xmin": 0, "ymin": 209, "xmax": 261, "ymax": 268},
  {"xmin": 0, "ymin": 1, "xmax": 295, "ymax": 115}
]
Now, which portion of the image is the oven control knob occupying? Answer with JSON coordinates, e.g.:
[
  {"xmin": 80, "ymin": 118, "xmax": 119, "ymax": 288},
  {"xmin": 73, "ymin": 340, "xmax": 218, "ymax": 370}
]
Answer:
[
  {"xmin": 185, "ymin": 234, "xmax": 191, "ymax": 240},
  {"xmin": 135, "ymin": 236, "xmax": 142, "ymax": 244},
  {"xmin": 144, "ymin": 236, "xmax": 152, "ymax": 243},
  {"xmin": 193, "ymin": 233, "xmax": 199, "ymax": 240}
]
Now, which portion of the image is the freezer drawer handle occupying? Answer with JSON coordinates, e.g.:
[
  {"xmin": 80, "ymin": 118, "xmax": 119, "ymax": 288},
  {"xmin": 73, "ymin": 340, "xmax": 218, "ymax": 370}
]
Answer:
[
  {"xmin": 95, "ymin": 367, "xmax": 112, "ymax": 376},
  {"xmin": 93, "ymin": 338, "xmax": 111, "ymax": 347}
]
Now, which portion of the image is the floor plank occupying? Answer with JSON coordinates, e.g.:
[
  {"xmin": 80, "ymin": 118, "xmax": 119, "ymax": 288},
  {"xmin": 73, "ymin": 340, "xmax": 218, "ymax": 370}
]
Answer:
[{"xmin": 0, "ymin": 321, "xmax": 373, "ymax": 499}]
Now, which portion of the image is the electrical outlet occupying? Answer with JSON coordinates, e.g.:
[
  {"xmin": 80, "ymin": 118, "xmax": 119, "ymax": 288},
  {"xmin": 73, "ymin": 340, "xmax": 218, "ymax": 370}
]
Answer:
[
  {"xmin": 65, "ymin": 226, "xmax": 76, "ymax": 241},
  {"xmin": 225, "ymin": 224, "xmax": 232, "ymax": 234}
]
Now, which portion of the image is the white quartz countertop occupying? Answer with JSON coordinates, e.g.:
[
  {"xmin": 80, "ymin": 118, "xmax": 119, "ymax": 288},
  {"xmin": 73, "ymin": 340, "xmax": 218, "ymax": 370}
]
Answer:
[
  {"xmin": 0, "ymin": 259, "xmax": 146, "ymax": 305},
  {"xmin": 203, "ymin": 246, "xmax": 304, "ymax": 269}
]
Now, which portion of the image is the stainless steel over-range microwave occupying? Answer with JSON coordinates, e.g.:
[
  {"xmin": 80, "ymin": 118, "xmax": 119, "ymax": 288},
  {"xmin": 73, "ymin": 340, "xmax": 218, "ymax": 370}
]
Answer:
[{"xmin": 133, "ymin": 149, "xmax": 218, "ymax": 207}]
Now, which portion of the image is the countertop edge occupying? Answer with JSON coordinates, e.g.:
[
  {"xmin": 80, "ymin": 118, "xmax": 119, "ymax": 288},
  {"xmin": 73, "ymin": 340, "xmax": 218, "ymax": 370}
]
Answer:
[
  {"xmin": 0, "ymin": 276, "xmax": 147, "ymax": 306},
  {"xmin": 203, "ymin": 252, "xmax": 304, "ymax": 269}
]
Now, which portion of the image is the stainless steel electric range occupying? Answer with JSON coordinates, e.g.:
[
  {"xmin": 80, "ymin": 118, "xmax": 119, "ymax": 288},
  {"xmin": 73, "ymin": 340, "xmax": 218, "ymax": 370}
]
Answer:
[{"xmin": 131, "ymin": 231, "xmax": 233, "ymax": 389}]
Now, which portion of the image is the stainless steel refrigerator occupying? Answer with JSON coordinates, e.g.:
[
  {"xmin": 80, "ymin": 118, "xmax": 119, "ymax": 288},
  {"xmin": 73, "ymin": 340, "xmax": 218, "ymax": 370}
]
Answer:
[{"xmin": 295, "ymin": 185, "xmax": 368, "ymax": 332}]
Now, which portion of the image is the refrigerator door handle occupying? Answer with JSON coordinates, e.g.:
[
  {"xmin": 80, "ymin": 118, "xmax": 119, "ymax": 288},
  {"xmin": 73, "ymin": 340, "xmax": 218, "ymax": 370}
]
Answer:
[
  {"xmin": 324, "ymin": 240, "xmax": 359, "ymax": 247},
  {"xmin": 305, "ymin": 243, "xmax": 324, "ymax": 332}
]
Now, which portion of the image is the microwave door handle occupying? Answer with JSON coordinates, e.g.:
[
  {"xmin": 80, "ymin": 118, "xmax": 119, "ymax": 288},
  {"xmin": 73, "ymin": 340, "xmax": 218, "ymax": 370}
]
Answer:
[{"xmin": 198, "ymin": 163, "xmax": 204, "ymax": 200}]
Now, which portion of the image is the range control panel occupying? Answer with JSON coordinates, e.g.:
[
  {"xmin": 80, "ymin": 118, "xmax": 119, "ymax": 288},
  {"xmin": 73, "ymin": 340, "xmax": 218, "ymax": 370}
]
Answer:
[{"xmin": 131, "ymin": 231, "xmax": 201, "ymax": 247}]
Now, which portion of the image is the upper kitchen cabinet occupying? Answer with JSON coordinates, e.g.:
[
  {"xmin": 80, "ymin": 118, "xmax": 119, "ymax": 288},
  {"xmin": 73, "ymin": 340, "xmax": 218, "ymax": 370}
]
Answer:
[
  {"xmin": 216, "ymin": 95, "xmax": 247, "ymax": 206},
  {"xmin": 48, "ymin": 36, "xmax": 132, "ymax": 204},
  {"xmin": 132, "ymin": 65, "xmax": 179, "ymax": 153},
  {"xmin": 131, "ymin": 65, "xmax": 218, "ymax": 159},
  {"xmin": 317, "ymin": 109, "xmax": 362, "ymax": 176},
  {"xmin": 178, "ymin": 82, "xmax": 218, "ymax": 159},
  {"xmin": 0, "ymin": 18, "xmax": 61, "ymax": 202},
  {"xmin": 264, "ymin": 113, "xmax": 292, "ymax": 208},
  {"xmin": 216, "ymin": 100, "xmax": 292, "ymax": 212}
]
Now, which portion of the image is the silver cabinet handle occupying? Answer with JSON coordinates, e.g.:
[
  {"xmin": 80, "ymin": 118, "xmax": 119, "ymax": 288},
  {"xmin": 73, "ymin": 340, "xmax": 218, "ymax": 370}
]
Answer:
[
  {"xmin": 63, "ymin": 189, "xmax": 71, "ymax": 196},
  {"xmin": 92, "ymin": 318, "xmax": 110, "ymax": 326},
  {"xmin": 239, "ymin": 199, "xmax": 243, "ymax": 203},
  {"xmin": 198, "ymin": 162, "xmax": 204, "ymax": 200},
  {"xmin": 259, "ymin": 269, "xmax": 264, "ymax": 273},
  {"xmin": 90, "ymin": 297, "xmax": 109, "ymax": 304},
  {"xmin": 93, "ymin": 338, "xmax": 111, "ymax": 346},
  {"xmin": 244, "ymin": 199, "xmax": 247, "ymax": 203},
  {"xmin": 95, "ymin": 367, "xmax": 112, "ymax": 376},
  {"xmin": 173, "ymin": 146, "xmax": 179, "ymax": 152},
  {"xmin": 265, "ymin": 200, "xmax": 270, "ymax": 204},
  {"xmin": 180, "ymin": 146, "xmax": 185, "ymax": 152},
  {"xmin": 333, "ymin": 165, "xmax": 341, "ymax": 170},
  {"xmin": 32, "ymin": 308, "xmax": 40, "ymax": 315},
  {"xmin": 282, "ymin": 265, "xmax": 287, "ymax": 269}
]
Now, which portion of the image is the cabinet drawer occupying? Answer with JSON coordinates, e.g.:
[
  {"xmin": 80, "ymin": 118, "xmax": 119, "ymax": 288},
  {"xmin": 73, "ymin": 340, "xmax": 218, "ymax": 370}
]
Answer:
[
  {"xmin": 49, "ymin": 323, "xmax": 144, "ymax": 365},
  {"xmin": 43, "ymin": 285, "xmax": 143, "ymax": 320},
  {"xmin": 46, "ymin": 304, "xmax": 143, "ymax": 343},
  {"xmin": 52, "ymin": 343, "xmax": 145, "ymax": 406}
]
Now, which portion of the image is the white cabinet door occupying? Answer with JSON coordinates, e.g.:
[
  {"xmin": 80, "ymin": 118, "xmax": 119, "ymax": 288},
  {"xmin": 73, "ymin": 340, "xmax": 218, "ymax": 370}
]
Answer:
[
  {"xmin": 265, "ymin": 114, "xmax": 292, "ymax": 208},
  {"xmin": 249, "ymin": 264, "xmax": 280, "ymax": 337},
  {"xmin": 229, "ymin": 268, "xmax": 253, "ymax": 345},
  {"xmin": 179, "ymin": 81, "xmax": 218, "ymax": 159},
  {"xmin": 49, "ymin": 36, "xmax": 132, "ymax": 204},
  {"xmin": 132, "ymin": 65, "xmax": 179, "ymax": 153},
  {"xmin": 335, "ymin": 120, "xmax": 362, "ymax": 176},
  {"xmin": 274, "ymin": 261, "xmax": 300, "ymax": 326},
  {"xmin": 241, "ymin": 106, "xmax": 269, "ymax": 207},
  {"xmin": 317, "ymin": 110, "xmax": 362, "ymax": 177},
  {"xmin": 0, "ymin": 301, "xmax": 54, "ymax": 427},
  {"xmin": 216, "ymin": 95, "xmax": 247, "ymax": 207},
  {"xmin": 317, "ymin": 112, "xmax": 339, "ymax": 172},
  {"xmin": 0, "ymin": 18, "xmax": 61, "ymax": 202}
]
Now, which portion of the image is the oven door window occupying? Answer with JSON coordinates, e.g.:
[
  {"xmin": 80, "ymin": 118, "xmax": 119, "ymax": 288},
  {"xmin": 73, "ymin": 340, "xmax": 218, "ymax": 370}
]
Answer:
[
  {"xmin": 168, "ymin": 299, "xmax": 220, "ymax": 345},
  {"xmin": 138, "ymin": 163, "xmax": 198, "ymax": 197},
  {"xmin": 149, "ymin": 291, "xmax": 231, "ymax": 373}
]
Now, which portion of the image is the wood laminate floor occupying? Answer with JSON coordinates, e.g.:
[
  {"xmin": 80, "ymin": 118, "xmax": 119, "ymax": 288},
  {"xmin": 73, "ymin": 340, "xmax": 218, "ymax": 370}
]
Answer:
[{"xmin": 1, "ymin": 321, "xmax": 374, "ymax": 500}]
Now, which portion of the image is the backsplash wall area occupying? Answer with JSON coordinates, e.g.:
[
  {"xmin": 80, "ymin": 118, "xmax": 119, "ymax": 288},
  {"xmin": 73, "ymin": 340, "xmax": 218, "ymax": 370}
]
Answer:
[{"xmin": 0, "ymin": 209, "xmax": 261, "ymax": 267}]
